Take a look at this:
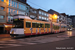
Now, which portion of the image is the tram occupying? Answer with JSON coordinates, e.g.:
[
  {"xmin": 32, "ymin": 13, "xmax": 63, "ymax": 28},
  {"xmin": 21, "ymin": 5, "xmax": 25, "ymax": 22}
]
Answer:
[{"xmin": 10, "ymin": 14, "xmax": 67, "ymax": 37}]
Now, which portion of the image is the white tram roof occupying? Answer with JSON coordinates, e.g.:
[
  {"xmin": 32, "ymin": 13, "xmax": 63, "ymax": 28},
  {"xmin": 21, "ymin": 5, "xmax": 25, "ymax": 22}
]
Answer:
[{"xmin": 13, "ymin": 14, "xmax": 32, "ymax": 20}]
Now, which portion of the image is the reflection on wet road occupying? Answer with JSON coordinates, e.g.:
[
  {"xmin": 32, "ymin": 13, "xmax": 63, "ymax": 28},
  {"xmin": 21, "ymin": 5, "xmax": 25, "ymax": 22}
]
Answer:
[
  {"xmin": 67, "ymin": 31, "xmax": 72, "ymax": 37},
  {"xmin": 65, "ymin": 30, "xmax": 75, "ymax": 37}
]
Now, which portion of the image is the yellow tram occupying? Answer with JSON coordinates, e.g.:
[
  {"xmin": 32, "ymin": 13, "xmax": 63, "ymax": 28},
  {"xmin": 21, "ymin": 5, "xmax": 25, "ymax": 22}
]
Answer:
[{"xmin": 10, "ymin": 14, "xmax": 67, "ymax": 37}]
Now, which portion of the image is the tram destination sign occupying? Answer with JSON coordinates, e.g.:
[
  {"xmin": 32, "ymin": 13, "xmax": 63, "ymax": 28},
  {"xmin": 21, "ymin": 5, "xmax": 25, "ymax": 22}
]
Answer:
[{"xmin": 13, "ymin": 19, "xmax": 19, "ymax": 21}]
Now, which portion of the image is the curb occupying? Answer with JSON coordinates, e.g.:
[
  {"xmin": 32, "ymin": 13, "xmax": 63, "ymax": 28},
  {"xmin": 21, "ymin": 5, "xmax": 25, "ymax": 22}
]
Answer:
[{"xmin": 0, "ymin": 34, "xmax": 10, "ymax": 38}]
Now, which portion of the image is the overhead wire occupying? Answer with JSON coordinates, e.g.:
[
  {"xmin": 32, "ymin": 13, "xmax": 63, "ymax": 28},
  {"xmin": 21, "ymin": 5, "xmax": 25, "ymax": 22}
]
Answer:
[{"xmin": 27, "ymin": 0, "xmax": 48, "ymax": 11}]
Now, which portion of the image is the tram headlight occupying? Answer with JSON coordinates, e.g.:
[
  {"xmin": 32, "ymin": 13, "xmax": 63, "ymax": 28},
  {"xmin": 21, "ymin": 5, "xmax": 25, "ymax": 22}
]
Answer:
[{"xmin": 11, "ymin": 30, "xmax": 15, "ymax": 34}]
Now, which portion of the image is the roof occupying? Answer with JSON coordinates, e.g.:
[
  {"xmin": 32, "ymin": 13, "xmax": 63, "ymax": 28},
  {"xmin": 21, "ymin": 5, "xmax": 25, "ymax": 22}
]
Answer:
[{"xmin": 37, "ymin": 9, "xmax": 49, "ymax": 14}]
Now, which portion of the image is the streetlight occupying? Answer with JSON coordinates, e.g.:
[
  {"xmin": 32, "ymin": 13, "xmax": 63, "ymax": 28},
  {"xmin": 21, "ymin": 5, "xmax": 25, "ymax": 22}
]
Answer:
[
  {"xmin": 52, "ymin": 14, "xmax": 58, "ymax": 23},
  {"xmin": 52, "ymin": 14, "xmax": 58, "ymax": 19},
  {"xmin": 49, "ymin": 14, "xmax": 58, "ymax": 23}
]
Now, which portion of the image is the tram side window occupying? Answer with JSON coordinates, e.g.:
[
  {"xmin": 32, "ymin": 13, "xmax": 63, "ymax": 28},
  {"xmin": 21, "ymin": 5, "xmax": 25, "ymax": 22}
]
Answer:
[
  {"xmin": 54, "ymin": 25, "xmax": 56, "ymax": 29},
  {"xmin": 48, "ymin": 24, "xmax": 50, "ymax": 28},
  {"xmin": 57, "ymin": 26, "xmax": 59, "ymax": 29},
  {"xmin": 37, "ymin": 23, "xmax": 40, "ymax": 28},
  {"xmin": 32, "ymin": 22, "xmax": 37, "ymax": 28},
  {"xmin": 53, "ymin": 25, "xmax": 57, "ymax": 30},
  {"xmin": 40, "ymin": 23, "xmax": 44, "ymax": 28},
  {"xmin": 45, "ymin": 24, "xmax": 50, "ymax": 28},
  {"xmin": 26, "ymin": 22, "xmax": 31, "ymax": 28}
]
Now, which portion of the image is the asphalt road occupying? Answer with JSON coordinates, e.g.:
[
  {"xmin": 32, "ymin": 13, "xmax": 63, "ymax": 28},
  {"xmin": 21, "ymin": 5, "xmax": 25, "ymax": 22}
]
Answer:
[
  {"xmin": 0, "ymin": 36, "xmax": 75, "ymax": 50},
  {"xmin": 0, "ymin": 30, "xmax": 75, "ymax": 50}
]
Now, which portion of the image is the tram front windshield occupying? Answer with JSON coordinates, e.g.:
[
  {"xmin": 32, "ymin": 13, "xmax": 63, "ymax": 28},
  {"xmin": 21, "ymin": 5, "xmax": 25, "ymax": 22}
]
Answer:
[{"xmin": 13, "ymin": 19, "xmax": 24, "ymax": 28}]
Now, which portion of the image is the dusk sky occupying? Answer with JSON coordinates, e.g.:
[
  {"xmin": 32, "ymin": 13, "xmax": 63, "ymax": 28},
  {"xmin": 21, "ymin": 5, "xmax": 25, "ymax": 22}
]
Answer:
[{"xmin": 27, "ymin": 0, "xmax": 75, "ymax": 15}]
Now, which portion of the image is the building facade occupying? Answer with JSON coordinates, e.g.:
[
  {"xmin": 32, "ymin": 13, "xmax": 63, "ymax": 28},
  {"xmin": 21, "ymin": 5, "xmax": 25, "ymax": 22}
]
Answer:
[
  {"xmin": 48, "ymin": 9, "xmax": 60, "ymax": 23},
  {"xmin": 48, "ymin": 9, "xmax": 67, "ymax": 24},
  {"xmin": 68, "ymin": 15, "xmax": 75, "ymax": 28},
  {"xmin": 59, "ymin": 13, "xmax": 67, "ymax": 24},
  {"xmin": 29, "ymin": 7, "xmax": 37, "ymax": 19},
  {"xmin": 0, "ymin": 0, "xmax": 30, "ymax": 23},
  {"xmin": 37, "ymin": 9, "xmax": 49, "ymax": 21},
  {"xmin": 0, "ymin": 0, "xmax": 30, "ymax": 34},
  {"xmin": 67, "ymin": 17, "xmax": 72, "ymax": 27}
]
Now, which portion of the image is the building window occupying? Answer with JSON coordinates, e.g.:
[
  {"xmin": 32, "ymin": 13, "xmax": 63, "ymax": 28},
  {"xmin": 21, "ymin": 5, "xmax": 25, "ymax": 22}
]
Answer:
[
  {"xmin": 18, "ymin": 11, "xmax": 25, "ymax": 15},
  {"xmin": 47, "ymin": 18, "xmax": 48, "ymax": 20},
  {"xmin": 44, "ymin": 17, "xmax": 46, "ymax": 20},
  {"xmin": 19, "ymin": 4, "xmax": 25, "ymax": 10},
  {"xmin": 30, "ymin": 15, "xmax": 35, "ymax": 18},
  {"xmin": 8, "ymin": 8, "xmax": 17, "ymax": 15},
  {"xmin": 45, "ymin": 13, "xmax": 46, "ymax": 16},
  {"xmin": 42, "ymin": 17, "xmax": 45, "ymax": 20},
  {"xmin": 1, "ymin": 7, "xmax": 5, "ymax": 10},
  {"xmin": 39, "ymin": 16, "xmax": 41, "ymax": 19},
  {"xmin": 1, "ymin": 0, "xmax": 4, "ymax": 2},
  {"xmin": 8, "ymin": 16, "xmax": 13, "ymax": 22},
  {"xmin": 47, "ymin": 14, "xmax": 48, "ymax": 17},
  {"xmin": 0, "ymin": 16, "xmax": 4, "ymax": 19},
  {"xmin": 26, "ymin": 7, "xmax": 28, "ymax": 10},
  {"xmin": 42, "ymin": 12, "xmax": 44, "ymax": 16},
  {"xmin": 9, "ymin": 0, "xmax": 17, "ymax": 8},
  {"xmin": 26, "ymin": 13, "xmax": 28, "ymax": 16},
  {"xmin": 39, "ymin": 11, "xmax": 41, "ymax": 14}
]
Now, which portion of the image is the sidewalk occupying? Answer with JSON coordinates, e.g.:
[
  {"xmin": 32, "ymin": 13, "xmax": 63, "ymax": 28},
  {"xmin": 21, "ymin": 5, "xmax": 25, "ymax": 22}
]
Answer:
[{"xmin": 0, "ymin": 34, "xmax": 10, "ymax": 38}]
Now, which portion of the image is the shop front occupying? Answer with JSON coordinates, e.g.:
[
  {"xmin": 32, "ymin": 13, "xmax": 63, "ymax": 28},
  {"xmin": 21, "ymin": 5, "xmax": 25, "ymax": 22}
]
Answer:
[{"xmin": 0, "ymin": 23, "xmax": 12, "ymax": 34}]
